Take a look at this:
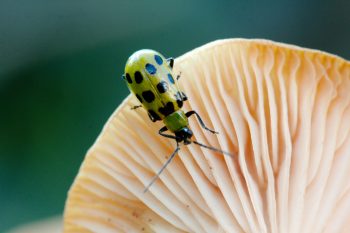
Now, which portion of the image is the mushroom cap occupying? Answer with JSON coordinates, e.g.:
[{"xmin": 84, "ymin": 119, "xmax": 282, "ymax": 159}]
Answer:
[{"xmin": 63, "ymin": 39, "xmax": 350, "ymax": 233}]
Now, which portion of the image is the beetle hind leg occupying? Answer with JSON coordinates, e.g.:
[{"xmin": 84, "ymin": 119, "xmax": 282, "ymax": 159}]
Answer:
[{"xmin": 159, "ymin": 126, "xmax": 179, "ymax": 140}]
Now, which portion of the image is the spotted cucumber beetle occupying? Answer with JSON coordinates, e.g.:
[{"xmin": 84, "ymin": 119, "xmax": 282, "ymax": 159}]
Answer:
[{"xmin": 122, "ymin": 49, "xmax": 232, "ymax": 192}]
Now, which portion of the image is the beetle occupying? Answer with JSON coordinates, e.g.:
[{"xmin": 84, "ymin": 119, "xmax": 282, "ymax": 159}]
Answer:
[{"xmin": 122, "ymin": 49, "xmax": 232, "ymax": 192}]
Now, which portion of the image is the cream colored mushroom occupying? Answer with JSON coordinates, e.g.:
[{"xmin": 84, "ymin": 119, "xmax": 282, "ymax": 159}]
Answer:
[{"xmin": 63, "ymin": 39, "xmax": 350, "ymax": 233}]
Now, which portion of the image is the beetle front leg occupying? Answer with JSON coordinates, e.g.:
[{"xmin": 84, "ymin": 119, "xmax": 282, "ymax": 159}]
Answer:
[{"xmin": 185, "ymin": 111, "xmax": 218, "ymax": 134}]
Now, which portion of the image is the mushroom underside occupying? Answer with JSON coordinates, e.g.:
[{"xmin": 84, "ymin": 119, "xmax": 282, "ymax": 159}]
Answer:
[{"xmin": 64, "ymin": 39, "xmax": 350, "ymax": 233}]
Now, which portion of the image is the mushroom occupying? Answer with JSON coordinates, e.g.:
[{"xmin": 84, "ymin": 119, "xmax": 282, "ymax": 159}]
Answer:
[{"xmin": 63, "ymin": 39, "xmax": 350, "ymax": 233}]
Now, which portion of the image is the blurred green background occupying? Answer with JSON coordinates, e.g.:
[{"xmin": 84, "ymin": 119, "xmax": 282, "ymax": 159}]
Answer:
[{"xmin": 0, "ymin": 0, "xmax": 349, "ymax": 231}]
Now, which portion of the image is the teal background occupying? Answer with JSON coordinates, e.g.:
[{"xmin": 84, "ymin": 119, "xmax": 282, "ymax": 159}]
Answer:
[{"xmin": 0, "ymin": 0, "xmax": 349, "ymax": 231}]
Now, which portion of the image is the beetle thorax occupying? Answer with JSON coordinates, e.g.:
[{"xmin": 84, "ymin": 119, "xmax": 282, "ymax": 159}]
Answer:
[{"xmin": 163, "ymin": 110, "xmax": 189, "ymax": 133}]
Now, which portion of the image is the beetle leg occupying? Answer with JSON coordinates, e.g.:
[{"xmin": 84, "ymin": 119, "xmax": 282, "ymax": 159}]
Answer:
[
  {"xmin": 143, "ymin": 141, "xmax": 180, "ymax": 193},
  {"xmin": 185, "ymin": 111, "xmax": 218, "ymax": 134},
  {"xmin": 176, "ymin": 71, "xmax": 182, "ymax": 80},
  {"xmin": 181, "ymin": 92, "xmax": 188, "ymax": 101},
  {"xmin": 167, "ymin": 57, "xmax": 174, "ymax": 69},
  {"xmin": 159, "ymin": 126, "xmax": 179, "ymax": 140},
  {"xmin": 147, "ymin": 112, "xmax": 156, "ymax": 122},
  {"xmin": 131, "ymin": 105, "xmax": 142, "ymax": 110}
]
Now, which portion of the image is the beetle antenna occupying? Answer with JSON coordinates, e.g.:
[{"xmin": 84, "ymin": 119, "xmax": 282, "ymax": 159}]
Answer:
[
  {"xmin": 192, "ymin": 140, "xmax": 233, "ymax": 158},
  {"xmin": 143, "ymin": 142, "xmax": 180, "ymax": 193}
]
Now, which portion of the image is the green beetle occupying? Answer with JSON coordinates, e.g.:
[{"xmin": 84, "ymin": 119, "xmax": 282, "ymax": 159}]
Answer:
[{"xmin": 122, "ymin": 49, "xmax": 232, "ymax": 192}]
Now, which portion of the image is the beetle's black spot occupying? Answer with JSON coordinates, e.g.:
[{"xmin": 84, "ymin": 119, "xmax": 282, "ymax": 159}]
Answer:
[
  {"xmin": 157, "ymin": 81, "xmax": 168, "ymax": 93},
  {"xmin": 154, "ymin": 55, "xmax": 163, "ymax": 65},
  {"xmin": 159, "ymin": 102, "xmax": 175, "ymax": 116},
  {"xmin": 148, "ymin": 110, "xmax": 161, "ymax": 122},
  {"xmin": 126, "ymin": 73, "xmax": 132, "ymax": 83},
  {"xmin": 136, "ymin": 94, "xmax": 143, "ymax": 103},
  {"xmin": 177, "ymin": 99, "xmax": 183, "ymax": 108},
  {"xmin": 145, "ymin": 63, "xmax": 157, "ymax": 74},
  {"xmin": 134, "ymin": 71, "xmax": 143, "ymax": 84},
  {"xmin": 142, "ymin": 90, "xmax": 155, "ymax": 103},
  {"xmin": 167, "ymin": 73, "xmax": 175, "ymax": 84}
]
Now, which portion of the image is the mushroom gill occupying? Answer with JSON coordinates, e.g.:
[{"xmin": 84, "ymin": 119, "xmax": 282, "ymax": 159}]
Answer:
[{"xmin": 63, "ymin": 39, "xmax": 350, "ymax": 233}]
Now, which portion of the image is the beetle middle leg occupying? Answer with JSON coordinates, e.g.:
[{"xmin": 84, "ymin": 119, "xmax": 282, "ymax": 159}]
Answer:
[{"xmin": 159, "ymin": 126, "xmax": 179, "ymax": 140}]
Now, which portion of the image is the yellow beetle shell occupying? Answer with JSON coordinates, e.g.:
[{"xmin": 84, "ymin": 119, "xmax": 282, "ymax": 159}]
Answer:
[{"xmin": 124, "ymin": 49, "xmax": 184, "ymax": 121}]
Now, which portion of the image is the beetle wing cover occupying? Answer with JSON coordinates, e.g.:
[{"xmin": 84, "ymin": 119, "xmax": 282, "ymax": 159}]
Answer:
[{"xmin": 125, "ymin": 50, "xmax": 183, "ymax": 119}]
